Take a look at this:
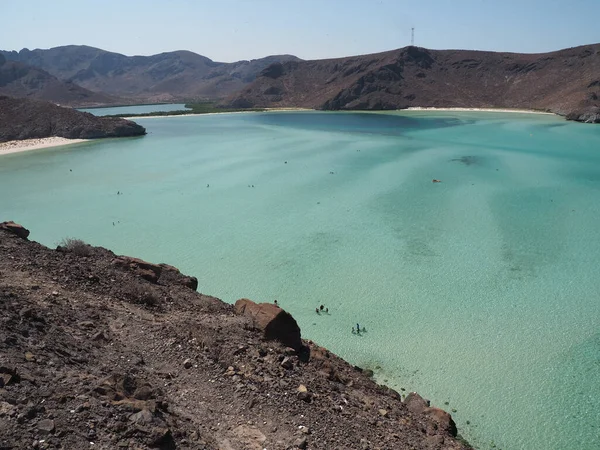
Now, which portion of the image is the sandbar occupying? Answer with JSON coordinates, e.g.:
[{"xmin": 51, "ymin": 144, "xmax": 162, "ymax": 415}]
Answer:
[{"xmin": 0, "ymin": 137, "xmax": 89, "ymax": 156}]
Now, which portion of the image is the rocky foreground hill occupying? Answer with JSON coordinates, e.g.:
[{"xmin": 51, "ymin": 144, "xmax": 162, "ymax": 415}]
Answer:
[
  {"xmin": 225, "ymin": 44, "xmax": 600, "ymax": 123},
  {"xmin": 0, "ymin": 96, "xmax": 146, "ymax": 142},
  {"xmin": 0, "ymin": 222, "xmax": 471, "ymax": 450},
  {"xmin": 1, "ymin": 46, "xmax": 301, "ymax": 104}
]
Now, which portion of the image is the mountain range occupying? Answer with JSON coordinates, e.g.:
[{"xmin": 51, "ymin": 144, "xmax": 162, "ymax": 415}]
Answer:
[
  {"xmin": 1, "ymin": 44, "xmax": 599, "ymax": 122},
  {"xmin": 225, "ymin": 44, "xmax": 600, "ymax": 123},
  {"xmin": 0, "ymin": 46, "xmax": 300, "ymax": 104}
]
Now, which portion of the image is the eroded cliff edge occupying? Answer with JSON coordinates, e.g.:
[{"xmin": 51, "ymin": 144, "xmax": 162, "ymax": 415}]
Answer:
[{"xmin": 0, "ymin": 222, "xmax": 471, "ymax": 449}]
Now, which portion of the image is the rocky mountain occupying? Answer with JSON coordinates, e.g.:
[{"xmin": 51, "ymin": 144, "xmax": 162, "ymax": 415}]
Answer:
[
  {"xmin": 225, "ymin": 44, "xmax": 600, "ymax": 123},
  {"xmin": 1, "ymin": 46, "xmax": 301, "ymax": 102},
  {"xmin": 0, "ymin": 53, "xmax": 118, "ymax": 107},
  {"xmin": 0, "ymin": 96, "xmax": 145, "ymax": 141},
  {"xmin": 0, "ymin": 221, "xmax": 471, "ymax": 449}
]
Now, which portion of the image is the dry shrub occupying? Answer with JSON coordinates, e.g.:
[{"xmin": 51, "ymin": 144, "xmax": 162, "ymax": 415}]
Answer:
[
  {"xmin": 57, "ymin": 237, "xmax": 92, "ymax": 256},
  {"xmin": 123, "ymin": 281, "xmax": 160, "ymax": 307}
]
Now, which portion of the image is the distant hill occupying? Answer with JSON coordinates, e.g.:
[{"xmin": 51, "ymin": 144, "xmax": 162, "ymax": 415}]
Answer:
[
  {"xmin": 1, "ymin": 46, "xmax": 301, "ymax": 102},
  {"xmin": 0, "ymin": 96, "xmax": 146, "ymax": 141},
  {"xmin": 0, "ymin": 53, "xmax": 119, "ymax": 107},
  {"xmin": 224, "ymin": 44, "xmax": 600, "ymax": 123}
]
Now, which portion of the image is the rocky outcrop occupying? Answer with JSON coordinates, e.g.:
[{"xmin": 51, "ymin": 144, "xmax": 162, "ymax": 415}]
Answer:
[
  {"xmin": 405, "ymin": 392, "xmax": 458, "ymax": 437},
  {"xmin": 0, "ymin": 96, "xmax": 146, "ymax": 142},
  {"xmin": 112, "ymin": 256, "xmax": 198, "ymax": 289},
  {"xmin": 224, "ymin": 43, "xmax": 600, "ymax": 124},
  {"xmin": 234, "ymin": 298, "xmax": 303, "ymax": 351},
  {"xmin": 0, "ymin": 221, "xmax": 30, "ymax": 239}
]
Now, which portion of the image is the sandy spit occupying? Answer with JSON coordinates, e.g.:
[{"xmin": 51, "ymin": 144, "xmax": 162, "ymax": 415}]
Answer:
[{"xmin": 0, "ymin": 137, "xmax": 89, "ymax": 156}]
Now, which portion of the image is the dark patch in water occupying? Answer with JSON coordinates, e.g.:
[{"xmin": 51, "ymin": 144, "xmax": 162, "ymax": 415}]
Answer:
[
  {"xmin": 250, "ymin": 111, "xmax": 469, "ymax": 137},
  {"xmin": 450, "ymin": 156, "xmax": 480, "ymax": 166}
]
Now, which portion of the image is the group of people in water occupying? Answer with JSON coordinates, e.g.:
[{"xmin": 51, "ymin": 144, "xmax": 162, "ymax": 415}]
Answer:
[
  {"xmin": 315, "ymin": 304, "xmax": 329, "ymax": 314},
  {"xmin": 275, "ymin": 300, "xmax": 367, "ymax": 336}
]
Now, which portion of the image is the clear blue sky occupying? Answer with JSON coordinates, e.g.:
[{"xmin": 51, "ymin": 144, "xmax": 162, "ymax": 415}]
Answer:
[{"xmin": 2, "ymin": 0, "xmax": 599, "ymax": 61}]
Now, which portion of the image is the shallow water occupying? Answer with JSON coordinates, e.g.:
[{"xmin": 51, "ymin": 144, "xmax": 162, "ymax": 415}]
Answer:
[
  {"xmin": 1, "ymin": 111, "xmax": 599, "ymax": 449},
  {"xmin": 78, "ymin": 103, "xmax": 189, "ymax": 116}
]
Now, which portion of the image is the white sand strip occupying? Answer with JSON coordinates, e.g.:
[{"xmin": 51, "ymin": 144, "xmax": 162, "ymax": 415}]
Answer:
[
  {"xmin": 405, "ymin": 106, "xmax": 555, "ymax": 115},
  {"xmin": 0, "ymin": 137, "xmax": 89, "ymax": 156}
]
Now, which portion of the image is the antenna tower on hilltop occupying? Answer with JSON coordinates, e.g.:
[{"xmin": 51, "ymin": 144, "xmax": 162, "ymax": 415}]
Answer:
[{"xmin": 411, "ymin": 28, "xmax": 415, "ymax": 46}]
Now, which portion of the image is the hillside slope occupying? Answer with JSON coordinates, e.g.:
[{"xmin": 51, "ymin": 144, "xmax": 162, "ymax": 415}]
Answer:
[
  {"xmin": 0, "ymin": 223, "xmax": 471, "ymax": 449},
  {"xmin": 1, "ymin": 46, "xmax": 301, "ymax": 102},
  {"xmin": 225, "ymin": 44, "xmax": 600, "ymax": 123},
  {"xmin": 0, "ymin": 54, "xmax": 118, "ymax": 107},
  {"xmin": 0, "ymin": 96, "xmax": 146, "ymax": 141}
]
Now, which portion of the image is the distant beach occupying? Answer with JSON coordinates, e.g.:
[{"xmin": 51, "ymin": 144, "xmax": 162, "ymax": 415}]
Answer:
[
  {"xmin": 406, "ymin": 106, "xmax": 555, "ymax": 115},
  {"xmin": 0, "ymin": 137, "xmax": 89, "ymax": 156}
]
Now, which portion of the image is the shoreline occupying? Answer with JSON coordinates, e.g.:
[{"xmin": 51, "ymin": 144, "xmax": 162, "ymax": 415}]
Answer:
[
  {"xmin": 126, "ymin": 106, "xmax": 556, "ymax": 120},
  {"xmin": 405, "ymin": 106, "xmax": 555, "ymax": 115},
  {"xmin": 0, "ymin": 137, "xmax": 89, "ymax": 156},
  {"xmin": 125, "ymin": 107, "xmax": 313, "ymax": 120}
]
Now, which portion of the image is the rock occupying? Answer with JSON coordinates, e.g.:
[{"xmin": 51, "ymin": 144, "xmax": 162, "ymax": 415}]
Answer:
[
  {"xmin": 424, "ymin": 407, "xmax": 458, "ymax": 437},
  {"xmin": 37, "ymin": 419, "xmax": 55, "ymax": 434},
  {"xmin": 183, "ymin": 359, "xmax": 193, "ymax": 369},
  {"xmin": 297, "ymin": 391, "xmax": 311, "ymax": 402},
  {"xmin": 24, "ymin": 351, "xmax": 35, "ymax": 362},
  {"xmin": 129, "ymin": 409, "xmax": 154, "ymax": 426},
  {"xmin": 378, "ymin": 408, "xmax": 388, "ymax": 417},
  {"xmin": 404, "ymin": 392, "xmax": 429, "ymax": 414},
  {"xmin": 0, "ymin": 221, "xmax": 30, "ymax": 239},
  {"xmin": 293, "ymin": 436, "xmax": 308, "ymax": 449},
  {"xmin": 296, "ymin": 386, "xmax": 312, "ymax": 402},
  {"xmin": 281, "ymin": 357, "xmax": 293, "ymax": 370},
  {"xmin": 158, "ymin": 263, "xmax": 199, "ymax": 290},
  {"xmin": 133, "ymin": 385, "xmax": 153, "ymax": 400},
  {"xmin": 112, "ymin": 256, "xmax": 162, "ymax": 283},
  {"xmin": 234, "ymin": 298, "xmax": 303, "ymax": 350}
]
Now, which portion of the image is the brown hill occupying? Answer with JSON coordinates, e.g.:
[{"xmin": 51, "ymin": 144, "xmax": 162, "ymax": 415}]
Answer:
[
  {"xmin": 225, "ymin": 44, "xmax": 600, "ymax": 123},
  {"xmin": 0, "ymin": 53, "xmax": 119, "ymax": 107},
  {"xmin": 0, "ymin": 222, "xmax": 471, "ymax": 449},
  {"xmin": 0, "ymin": 96, "xmax": 146, "ymax": 142},
  {"xmin": 1, "ymin": 46, "xmax": 301, "ymax": 102}
]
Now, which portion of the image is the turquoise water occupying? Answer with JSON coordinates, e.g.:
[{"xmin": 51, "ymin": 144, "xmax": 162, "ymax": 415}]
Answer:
[
  {"xmin": 78, "ymin": 103, "xmax": 190, "ymax": 116},
  {"xmin": 1, "ymin": 111, "xmax": 599, "ymax": 449}
]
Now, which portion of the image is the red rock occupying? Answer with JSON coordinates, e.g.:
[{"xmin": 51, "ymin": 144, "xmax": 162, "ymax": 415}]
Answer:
[
  {"xmin": 0, "ymin": 221, "xmax": 30, "ymax": 239},
  {"xmin": 404, "ymin": 392, "xmax": 429, "ymax": 414},
  {"xmin": 234, "ymin": 298, "xmax": 302, "ymax": 350},
  {"xmin": 424, "ymin": 407, "xmax": 457, "ymax": 437}
]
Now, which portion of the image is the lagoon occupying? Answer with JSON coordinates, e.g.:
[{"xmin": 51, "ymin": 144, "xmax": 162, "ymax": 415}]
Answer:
[
  {"xmin": 78, "ymin": 103, "xmax": 190, "ymax": 116},
  {"xmin": 1, "ymin": 110, "xmax": 599, "ymax": 449}
]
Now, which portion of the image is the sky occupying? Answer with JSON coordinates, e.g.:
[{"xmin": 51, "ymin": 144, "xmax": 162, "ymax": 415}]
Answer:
[{"xmin": 2, "ymin": 0, "xmax": 599, "ymax": 62}]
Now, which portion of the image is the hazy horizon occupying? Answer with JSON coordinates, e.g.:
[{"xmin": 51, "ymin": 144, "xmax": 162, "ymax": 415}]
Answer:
[{"xmin": 2, "ymin": 0, "xmax": 599, "ymax": 62}]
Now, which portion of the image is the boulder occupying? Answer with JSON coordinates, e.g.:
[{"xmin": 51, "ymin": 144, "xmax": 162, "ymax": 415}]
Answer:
[
  {"xmin": 234, "ymin": 298, "xmax": 302, "ymax": 350},
  {"xmin": 404, "ymin": 392, "xmax": 429, "ymax": 414},
  {"xmin": 404, "ymin": 392, "xmax": 457, "ymax": 437},
  {"xmin": 0, "ymin": 221, "xmax": 30, "ymax": 239},
  {"xmin": 424, "ymin": 407, "xmax": 458, "ymax": 437},
  {"xmin": 113, "ymin": 256, "xmax": 162, "ymax": 283},
  {"xmin": 158, "ymin": 263, "xmax": 198, "ymax": 290}
]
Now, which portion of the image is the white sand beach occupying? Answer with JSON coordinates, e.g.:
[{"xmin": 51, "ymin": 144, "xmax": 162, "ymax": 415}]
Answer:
[
  {"xmin": 406, "ymin": 106, "xmax": 555, "ymax": 115},
  {"xmin": 0, "ymin": 137, "xmax": 89, "ymax": 156}
]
